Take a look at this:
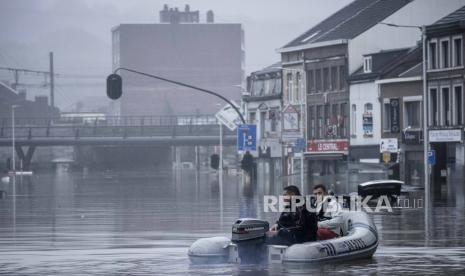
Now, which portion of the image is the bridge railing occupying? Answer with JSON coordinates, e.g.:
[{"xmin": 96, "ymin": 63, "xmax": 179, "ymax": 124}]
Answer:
[
  {"xmin": 0, "ymin": 119, "xmax": 235, "ymax": 139},
  {"xmin": 0, "ymin": 114, "xmax": 220, "ymax": 128}
]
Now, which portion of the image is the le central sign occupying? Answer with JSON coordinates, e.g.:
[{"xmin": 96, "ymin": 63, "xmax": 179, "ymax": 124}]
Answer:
[{"xmin": 308, "ymin": 140, "xmax": 349, "ymax": 153}]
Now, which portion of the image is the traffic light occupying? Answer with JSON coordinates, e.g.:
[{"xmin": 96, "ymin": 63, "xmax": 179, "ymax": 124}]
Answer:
[
  {"xmin": 106, "ymin": 74, "xmax": 122, "ymax": 100},
  {"xmin": 210, "ymin": 154, "xmax": 219, "ymax": 170}
]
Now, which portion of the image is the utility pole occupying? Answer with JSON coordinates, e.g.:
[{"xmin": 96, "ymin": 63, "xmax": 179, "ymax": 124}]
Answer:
[{"xmin": 49, "ymin": 52, "xmax": 55, "ymax": 109}]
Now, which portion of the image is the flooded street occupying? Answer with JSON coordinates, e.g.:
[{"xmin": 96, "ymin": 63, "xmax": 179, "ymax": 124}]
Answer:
[{"xmin": 0, "ymin": 170, "xmax": 464, "ymax": 275}]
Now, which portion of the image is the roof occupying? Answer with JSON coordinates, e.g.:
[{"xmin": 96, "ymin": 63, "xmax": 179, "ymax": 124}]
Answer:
[
  {"xmin": 380, "ymin": 45, "xmax": 422, "ymax": 79},
  {"xmin": 435, "ymin": 5, "xmax": 465, "ymax": 25},
  {"xmin": 250, "ymin": 62, "xmax": 282, "ymax": 77},
  {"xmin": 281, "ymin": 0, "xmax": 412, "ymax": 51},
  {"xmin": 349, "ymin": 48, "xmax": 410, "ymax": 82},
  {"xmin": 426, "ymin": 5, "xmax": 465, "ymax": 36}
]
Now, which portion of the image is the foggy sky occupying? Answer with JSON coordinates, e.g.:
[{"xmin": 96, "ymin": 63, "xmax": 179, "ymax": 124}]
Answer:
[{"xmin": 0, "ymin": 0, "xmax": 351, "ymax": 110}]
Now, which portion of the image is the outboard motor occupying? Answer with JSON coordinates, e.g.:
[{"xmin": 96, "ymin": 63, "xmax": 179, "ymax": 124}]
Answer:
[{"xmin": 231, "ymin": 218, "xmax": 269, "ymax": 264}]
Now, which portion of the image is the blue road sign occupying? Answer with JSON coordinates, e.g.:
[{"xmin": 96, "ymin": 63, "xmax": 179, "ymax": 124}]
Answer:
[
  {"xmin": 428, "ymin": 150, "xmax": 436, "ymax": 166},
  {"xmin": 294, "ymin": 137, "xmax": 305, "ymax": 152},
  {"xmin": 237, "ymin": 124, "xmax": 256, "ymax": 151}
]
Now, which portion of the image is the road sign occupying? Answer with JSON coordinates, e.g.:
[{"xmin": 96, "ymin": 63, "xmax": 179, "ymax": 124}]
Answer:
[
  {"xmin": 382, "ymin": 151, "xmax": 391, "ymax": 164},
  {"xmin": 237, "ymin": 124, "xmax": 256, "ymax": 152},
  {"xmin": 428, "ymin": 150, "xmax": 436, "ymax": 166},
  {"xmin": 215, "ymin": 101, "xmax": 241, "ymax": 131},
  {"xmin": 294, "ymin": 138, "xmax": 305, "ymax": 153}
]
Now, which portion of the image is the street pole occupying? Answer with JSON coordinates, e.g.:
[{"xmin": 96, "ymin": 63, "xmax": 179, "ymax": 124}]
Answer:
[
  {"xmin": 49, "ymin": 52, "xmax": 55, "ymax": 109},
  {"xmin": 219, "ymin": 122, "xmax": 224, "ymax": 227},
  {"xmin": 421, "ymin": 26, "xmax": 430, "ymax": 221},
  {"xmin": 379, "ymin": 21, "xmax": 430, "ymax": 224},
  {"xmin": 11, "ymin": 105, "xmax": 16, "ymax": 174},
  {"xmin": 300, "ymin": 69, "xmax": 306, "ymax": 194}
]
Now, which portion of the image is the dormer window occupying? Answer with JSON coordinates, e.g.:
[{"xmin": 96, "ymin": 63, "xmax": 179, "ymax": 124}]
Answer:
[{"xmin": 363, "ymin": 56, "xmax": 372, "ymax": 73}]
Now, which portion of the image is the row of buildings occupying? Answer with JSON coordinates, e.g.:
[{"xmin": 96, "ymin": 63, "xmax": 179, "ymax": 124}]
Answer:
[{"xmin": 244, "ymin": 0, "xmax": 465, "ymax": 206}]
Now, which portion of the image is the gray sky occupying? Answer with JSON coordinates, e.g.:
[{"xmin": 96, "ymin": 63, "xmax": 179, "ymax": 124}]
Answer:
[{"xmin": 0, "ymin": 0, "xmax": 351, "ymax": 110}]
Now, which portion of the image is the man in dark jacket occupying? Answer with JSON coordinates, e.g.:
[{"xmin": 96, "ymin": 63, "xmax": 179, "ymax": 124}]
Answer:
[{"xmin": 266, "ymin": 185, "xmax": 317, "ymax": 245}]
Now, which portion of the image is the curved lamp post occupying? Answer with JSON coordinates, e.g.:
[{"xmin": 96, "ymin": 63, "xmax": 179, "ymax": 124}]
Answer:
[{"xmin": 107, "ymin": 67, "xmax": 246, "ymax": 124}]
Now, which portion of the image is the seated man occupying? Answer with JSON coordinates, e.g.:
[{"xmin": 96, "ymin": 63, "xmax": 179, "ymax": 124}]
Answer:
[
  {"xmin": 312, "ymin": 184, "xmax": 343, "ymax": 240},
  {"xmin": 267, "ymin": 185, "xmax": 317, "ymax": 245}
]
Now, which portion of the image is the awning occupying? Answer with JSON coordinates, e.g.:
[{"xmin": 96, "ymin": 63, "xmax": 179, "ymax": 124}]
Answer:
[{"xmin": 304, "ymin": 153, "xmax": 346, "ymax": 160}]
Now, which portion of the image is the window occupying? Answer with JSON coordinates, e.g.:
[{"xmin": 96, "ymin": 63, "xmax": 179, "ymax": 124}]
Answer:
[
  {"xmin": 274, "ymin": 76, "xmax": 282, "ymax": 95},
  {"xmin": 295, "ymin": 72, "xmax": 301, "ymax": 103},
  {"xmin": 252, "ymin": 79, "xmax": 264, "ymax": 96},
  {"xmin": 270, "ymin": 78, "xmax": 278, "ymax": 95},
  {"xmin": 286, "ymin": 73, "xmax": 293, "ymax": 103},
  {"xmin": 364, "ymin": 103, "xmax": 373, "ymax": 112},
  {"xmin": 428, "ymin": 41, "xmax": 438, "ymax": 69},
  {"xmin": 270, "ymin": 109, "xmax": 278, "ymax": 132},
  {"xmin": 330, "ymin": 66, "xmax": 337, "ymax": 91},
  {"xmin": 441, "ymin": 87, "xmax": 451, "ymax": 126},
  {"xmin": 383, "ymin": 101, "xmax": 391, "ymax": 132},
  {"xmin": 308, "ymin": 106, "xmax": 315, "ymax": 139},
  {"xmin": 363, "ymin": 56, "xmax": 372, "ymax": 73},
  {"xmin": 317, "ymin": 105, "xmax": 323, "ymax": 138},
  {"xmin": 307, "ymin": 70, "xmax": 315, "ymax": 93},
  {"xmin": 454, "ymin": 85, "xmax": 463, "ymax": 125},
  {"xmin": 315, "ymin": 69, "xmax": 322, "ymax": 92},
  {"xmin": 339, "ymin": 65, "xmax": 346, "ymax": 90},
  {"xmin": 331, "ymin": 104, "xmax": 339, "ymax": 137},
  {"xmin": 453, "ymin": 36, "xmax": 463, "ymax": 67},
  {"xmin": 440, "ymin": 39, "xmax": 450, "ymax": 68},
  {"xmin": 351, "ymin": 104, "xmax": 357, "ymax": 136},
  {"xmin": 249, "ymin": 112, "xmax": 256, "ymax": 124},
  {"xmin": 323, "ymin": 68, "xmax": 329, "ymax": 91},
  {"xmin": 340, "ymin": 103, "xmax": 348, "ymax": 137},
  {"xmin": 324, "ymin": 104, "xmax": 330, "ymax": 137},
  {"xmin": 260, "ymin": 111, "xmax": 266, "ymax": 138},
  {"xmin": 429, "ymin": 88, "xmax": 439, "ymax": 126},
  {"xmin": 404, "ymin": 101, "xmax": 421, "ymax": 129}
]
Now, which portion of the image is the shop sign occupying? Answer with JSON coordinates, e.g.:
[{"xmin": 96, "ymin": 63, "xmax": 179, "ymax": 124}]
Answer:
[
  {"xmin": 403, "ymin": 130, "xmax": 422, "ymax": 145},
  {"xmin": 283, "ymin": 105, "xmax": 299, "ymax": 131},
  {"xmin": 429, "ymin": 129, "xmax": 462, "ymax": 142},
  {"xmin": 363, "ymin": 112, "xmax": 373, "ymax": 137},
  {"xmin": 382, "ymin": 151, "xmax": 391, "ymax": 164},
  {"xmin": 380, "ymin": 138, "xmax": 398, "ymax": 153},
  {"xmin": 307, "ymin": 140, "xmax": 349, "ymax": 153},
  {"xmin": 390, "ymin": 98, "xmax": 400, "ymax": 133}
]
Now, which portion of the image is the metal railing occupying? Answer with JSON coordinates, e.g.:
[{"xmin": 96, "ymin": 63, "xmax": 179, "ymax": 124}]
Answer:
[
  {"xmin": 0, "ymin": 114, "xmax": 234, "ymax": 139},
  {"xmin": 0, "ymin": 114, "xmax": 219, "ymax": 127}
]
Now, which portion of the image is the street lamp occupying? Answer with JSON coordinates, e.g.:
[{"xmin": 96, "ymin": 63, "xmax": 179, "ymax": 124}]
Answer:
[
  {"xmin": 107, "ymin": 67, "xmax": 246, "ymax": 124},
  {"xmin": 11, "ymin": 105, "xmax": 19, "ymax": 175},
  {"xmin": 274, "ymin": 66, "xmax": 306, "ymax": 192},
  {"xmin": 379, "ymin": 22, "xmax": 430, "ymax": 215}
]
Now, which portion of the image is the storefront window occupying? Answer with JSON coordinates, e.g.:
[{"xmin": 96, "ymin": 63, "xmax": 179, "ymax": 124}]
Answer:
[{"xmin": 405, "ymin": 151, "xmax": 423, "ymax": 186}]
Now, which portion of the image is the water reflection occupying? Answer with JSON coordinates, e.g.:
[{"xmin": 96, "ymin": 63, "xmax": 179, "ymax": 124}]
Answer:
[{"xmin": 0, "ymin": 170, "xmax": 464, "ymax": 275}]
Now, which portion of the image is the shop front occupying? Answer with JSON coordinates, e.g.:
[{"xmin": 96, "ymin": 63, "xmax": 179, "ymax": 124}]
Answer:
[
  {"xmin": 429, "ymin": 129, "xmax": 465, "ymax": 206},
  {"xmin": 306, "ymin": 139, "xmax": 349, "ymax": 193},
  {"xmin": 402, "ymin": 129, "xmax": 424, "ymax": 187}
]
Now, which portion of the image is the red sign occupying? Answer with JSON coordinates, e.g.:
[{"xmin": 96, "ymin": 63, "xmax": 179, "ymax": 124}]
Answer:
[{"xmin": 307, "ymin": 140, "xmax": 349, "ymax": 153}]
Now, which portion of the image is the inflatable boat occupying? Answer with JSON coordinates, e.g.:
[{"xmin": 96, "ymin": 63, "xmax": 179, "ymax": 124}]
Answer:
[{"xmin": 188, "ymin": 211, "xmax": 378, "ymax": 264}]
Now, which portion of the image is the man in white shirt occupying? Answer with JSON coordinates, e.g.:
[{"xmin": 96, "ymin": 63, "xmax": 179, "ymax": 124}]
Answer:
[{"xmin": 312, "ymin": 184, "xmax": 343, "ymax": 240}]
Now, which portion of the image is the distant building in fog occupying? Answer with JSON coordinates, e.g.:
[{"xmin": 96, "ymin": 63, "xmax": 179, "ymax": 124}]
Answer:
[{"xmin": 112, "ymin": 4, "xmax": 244, "ymax": 116}]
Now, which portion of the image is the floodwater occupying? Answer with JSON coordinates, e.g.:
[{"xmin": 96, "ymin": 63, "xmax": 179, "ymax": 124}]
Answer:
[{"xmin": 0, "ymin": 169, "xmax": 465, "ymax": 275}]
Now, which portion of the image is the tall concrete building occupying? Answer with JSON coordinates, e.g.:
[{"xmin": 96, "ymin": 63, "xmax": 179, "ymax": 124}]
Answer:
[{"xmin": 112, "ymin": 5, "xmax": 245, "ymax": 116}]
